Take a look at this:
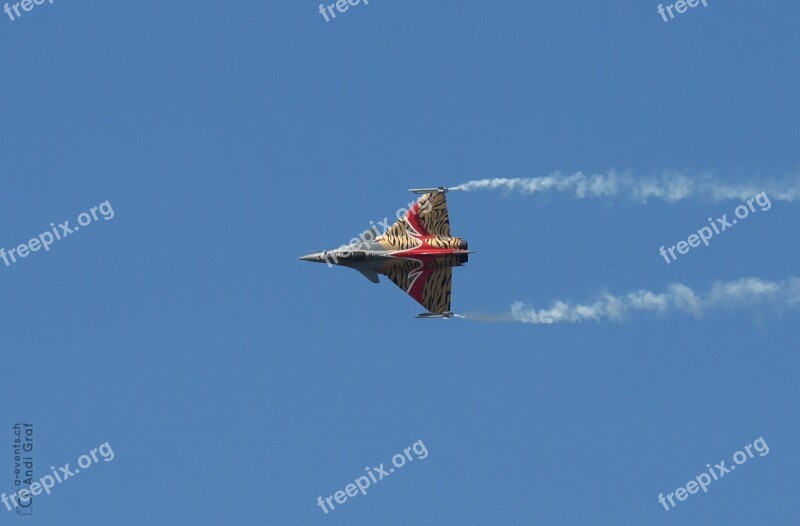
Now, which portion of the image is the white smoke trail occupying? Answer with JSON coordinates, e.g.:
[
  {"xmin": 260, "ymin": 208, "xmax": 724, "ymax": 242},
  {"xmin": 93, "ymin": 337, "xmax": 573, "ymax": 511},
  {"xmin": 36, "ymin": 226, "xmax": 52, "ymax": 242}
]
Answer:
[
  {"xmin": 452, "ymin": 171, "xmax": 800, "ymax": 203},
  {"xmin": 462, "ymin": 277, "xmax": 800, "ymax": 324}
]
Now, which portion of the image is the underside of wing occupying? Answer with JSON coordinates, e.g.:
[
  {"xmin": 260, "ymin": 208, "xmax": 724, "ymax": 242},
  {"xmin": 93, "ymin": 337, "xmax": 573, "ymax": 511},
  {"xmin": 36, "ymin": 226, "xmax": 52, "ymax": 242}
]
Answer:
[
  {"xmin": 376, "ymin": 192, "xmax": 451, "ymax": 251},
  {"xmin": 416, "ymin": 191, "xmax": 451, "ymax": 237},
  {"xmin": 378, "ymin": 257, "xmax": 452, "ymax": 314}
]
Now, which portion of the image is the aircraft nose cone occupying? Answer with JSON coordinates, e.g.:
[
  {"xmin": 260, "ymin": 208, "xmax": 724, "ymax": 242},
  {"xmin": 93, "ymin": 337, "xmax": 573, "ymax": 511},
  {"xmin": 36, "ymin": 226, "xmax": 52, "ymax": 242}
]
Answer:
[{"xmin": 299, "ymin": 252, "xmax": 324, "ymax": 262}]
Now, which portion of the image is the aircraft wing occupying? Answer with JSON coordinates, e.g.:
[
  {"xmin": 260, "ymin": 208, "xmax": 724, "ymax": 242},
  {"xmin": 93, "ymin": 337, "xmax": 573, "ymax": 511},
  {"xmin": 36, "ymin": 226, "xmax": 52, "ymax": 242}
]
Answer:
[
  {"xmin": 377, "ymin": 192, "xmax": 451, "ymax": 250},
  {"xmin": 416, "ymin": 191, "xmax": 451, "ymax": 237},
  {"xmin": 378, "ymin": 257, "xmax": 452, "ymax": 314}
]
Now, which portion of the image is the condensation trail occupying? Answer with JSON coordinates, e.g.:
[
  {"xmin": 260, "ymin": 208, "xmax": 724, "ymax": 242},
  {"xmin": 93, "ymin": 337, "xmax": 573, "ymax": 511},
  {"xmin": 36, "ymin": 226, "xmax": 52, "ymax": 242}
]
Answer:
[
  {"xmin": 452, "ymin": 171, "xmax": 800, "ymax": 203},
  {"xmin": 461, "ymin": 277, "xmax": 800, "ymax": 324}
]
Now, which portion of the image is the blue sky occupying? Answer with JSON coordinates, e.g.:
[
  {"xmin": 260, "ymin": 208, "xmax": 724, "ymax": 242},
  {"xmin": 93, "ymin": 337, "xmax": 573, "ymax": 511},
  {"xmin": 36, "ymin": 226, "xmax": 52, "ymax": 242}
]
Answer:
[{"xmin": 1, "ymin": 1, "xmax": 798, "ymax": 524}]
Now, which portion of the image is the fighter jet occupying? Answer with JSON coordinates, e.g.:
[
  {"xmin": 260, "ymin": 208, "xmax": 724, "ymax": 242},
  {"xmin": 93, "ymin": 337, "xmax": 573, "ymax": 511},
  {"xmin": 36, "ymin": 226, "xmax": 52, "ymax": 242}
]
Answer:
[{"xmin": 299, "ymin": 187, "xmax": 470, "ymax": 318}]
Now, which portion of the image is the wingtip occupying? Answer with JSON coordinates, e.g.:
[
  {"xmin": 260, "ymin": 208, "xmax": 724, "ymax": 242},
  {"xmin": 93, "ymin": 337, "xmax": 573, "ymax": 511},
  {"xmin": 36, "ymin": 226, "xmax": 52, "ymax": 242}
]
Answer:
[
  {"xmin": 415, "ymin": 312, "xmax": 457, "ymax": 319},
  {"xmin": 409, "ymin": 186, "xmax": 449, "ymax": 194}
]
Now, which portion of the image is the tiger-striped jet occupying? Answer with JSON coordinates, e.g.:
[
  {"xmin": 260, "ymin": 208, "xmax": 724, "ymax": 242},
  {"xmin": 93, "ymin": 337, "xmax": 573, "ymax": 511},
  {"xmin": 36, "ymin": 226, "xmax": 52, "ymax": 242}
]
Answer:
[{"xmin": 299, "ymin": 187, "xmax": 470, "ymax": 318}]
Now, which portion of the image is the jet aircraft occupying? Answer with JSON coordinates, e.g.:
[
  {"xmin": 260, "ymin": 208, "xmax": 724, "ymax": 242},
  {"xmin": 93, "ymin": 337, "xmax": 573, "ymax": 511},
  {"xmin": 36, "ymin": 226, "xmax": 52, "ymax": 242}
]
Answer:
[{"xmin": 299, "ymin": 187, "xmax": 470, "ymax": 318}]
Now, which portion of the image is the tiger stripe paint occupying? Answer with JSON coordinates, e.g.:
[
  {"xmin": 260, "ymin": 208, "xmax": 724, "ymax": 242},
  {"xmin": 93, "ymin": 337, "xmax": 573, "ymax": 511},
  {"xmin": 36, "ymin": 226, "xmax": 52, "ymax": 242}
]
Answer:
[{"xmin": 299, "ymin": 190, "xmax": 470, "ymax": 317}]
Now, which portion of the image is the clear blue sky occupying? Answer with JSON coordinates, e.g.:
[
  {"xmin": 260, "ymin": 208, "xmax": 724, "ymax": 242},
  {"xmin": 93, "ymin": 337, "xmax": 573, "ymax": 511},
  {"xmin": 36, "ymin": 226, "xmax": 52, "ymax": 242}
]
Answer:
[{"xmin": 1, "ymin": 1, "xmax": 798, "ymax": 524}]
